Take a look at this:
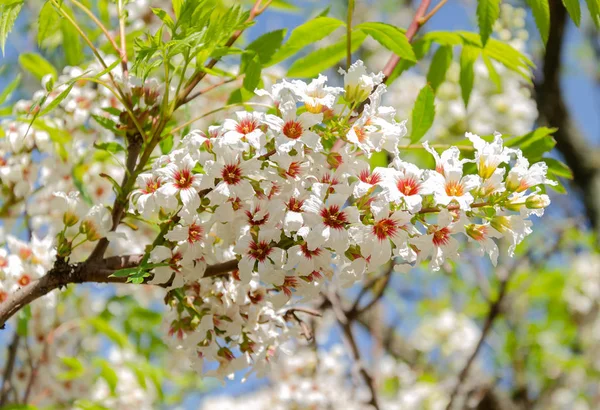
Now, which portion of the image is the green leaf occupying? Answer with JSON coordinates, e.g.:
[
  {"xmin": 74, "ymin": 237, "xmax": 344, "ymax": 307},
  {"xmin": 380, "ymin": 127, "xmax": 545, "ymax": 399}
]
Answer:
[
  {"xmin": 38, "ymin": 83, "xmax": 76, "ymax": 116},
  {"xmin": 476, "ymin": 0, "xmax": 501, "ymax": 46},
  {"xmin": 87, "ymin": 318, "xmax": 130, "ymax": 348},
  {"xmin": 160, "ymin": 134, "xmax": 174, "ymax": 154},
  {"xmin": 91, "ymin": 114, "xmax": 119, "ymax": 133},
  {"xmin": 459, "ymin": 45, "xmax": 480, "ymax": 107},
  {"xmin": 426, "ymin": 45, "xmax": 452, "ymax": 91},
  {"xmin": 482, "ymin": 54, "xmax": 502, "ymax": 92},
  {"xmin": 242, "ymin": 54, "xmax": 262, "ymax": 92},
  {"xmin": 172, "ymin": 0, "xmax": 183, "ymax": 19},
  {"xmin": 562, "ymin": 0, "xmax": 581, "ymax": 26},
  {"xmin": 354, "ymin": 22, "xmax": 416, "ymax": 62},
  {"xmin": 16, "ymin": 305, "xmax": 31, "ymax": 337},
  {"xmin": 38, "ymin": 1, "xmax": 61, "ymax": 47},
  {"xmin": 409, "ymin": 84, "xmax": 435, "ymax": 143},
  {"xmin": 19, "ymin": 52, "xmax": 57, "ymax": 81},
  {"xmin": 387, "ymin": 38, "xmax": 431, "ymax": 84},
  {"xmin": 287, "ymin": 30, "xmax": 367, "ymax": 78},
  {"xmin": 60, "ymin": 5, "xmax": 83, "ymax": 65},
  {"xmin": 94, "ymin": 141, "xmax": 125, "ymax": 154},
  {"xmin": 0, "ymin": 73, "xmax": 20, "ymax": 105},
  {"xmin": 544, "ymin": 158, "xmax": 573, "ymax": 179},
  {"xmin": 506, "ymin": 127, "xmax": 557, "ymax": 161},
  {"xmin": 586, "ymin": 0, "xmax": 600, "ymax": 28},
  {"xmin": 0, "ymin": 0, "xmax": 22, "ymax": 55},
  {"xmin": 369, "ymin": 151, "xmax": 388, "ymax": 170},
  {"xmin": 94, "ymin": 358, "xmax": 119, "ymax": 396},
  {"xmin": 267, "ymin": 16, "xmax": 345, "ymax": 66},
  {"xmin": 525, "ymin": 0, "xmax": 551, "ymax": 45},
  {"xmin": 244, "ymin": 29, "xmax": 287, "ymax": 64},
  {"xmin": 59, "ymin": 357, "xmax": 85, "ymax": 380}
]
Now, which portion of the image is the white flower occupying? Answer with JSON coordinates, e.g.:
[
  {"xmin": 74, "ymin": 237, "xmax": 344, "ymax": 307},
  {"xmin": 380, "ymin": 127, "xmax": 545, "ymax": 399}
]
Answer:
[
  {"xmin": 506, "ymin": 152, "xmax": 557, "ymax": 192},
  {"xmin": 80, "ymin": 205, "xmax": 112, "ymax": 241},
  {"xmin": 466, "ymin": 131, "xmax": 514, "ymax": 179},
  {"xmin": 220, "ymin": 111, "xmax": 267, "ymax": 152},
  {"xmin": 337, "ymin": 60, "xmax": 384, "ymax": 103},
  {"xmin": 423, "ymin": 163, "xmax": 481, "ymax": 210},
  {"xmin": 411, "ymin": 209, "xmax": 460, "ymax": 271},
  {"xmin": 290, "ymin": 74, "xmax": 344, "ymax": 113},
  {"xmin": 204, "ymin": 149, "xmax": 260, "ymax": 205},
  {"xmin": 157, "ymin": 154, "xmax": 203, "ymax": 213},
  {"xmin": 265, "ymin": 105, "xmax": 323, "ymax": 154},
  {"xmin": 52, "ymin": 191, "xmax": 86, "ymax": 227},
  {"xmin": 377, "ymin": 161, "xmax": 426, "ymax": 213}
]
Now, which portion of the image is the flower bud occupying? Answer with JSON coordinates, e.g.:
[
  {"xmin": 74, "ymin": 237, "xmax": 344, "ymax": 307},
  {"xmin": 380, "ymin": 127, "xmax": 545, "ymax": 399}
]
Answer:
[
  {"xmin": 490, "ymin": 216, "xmax": 511, "ymax": 233},
  {"xmin": 466, "ymin": 224, "xmax": 487, "ymax": 241},
  {"xmin": 326, "ymin": 151, "xmax": 343, "ymax": 168},
  {"xmin": 526, "ymin": 194, "xmax": 550, "ymax": 209},
  {"xmin": 63, "ymin": 211, "xmax": 79, "ymax": 227}
]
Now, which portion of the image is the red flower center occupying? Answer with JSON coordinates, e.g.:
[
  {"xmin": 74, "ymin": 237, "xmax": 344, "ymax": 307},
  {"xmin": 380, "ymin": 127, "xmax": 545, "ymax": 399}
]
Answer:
[
  {"xmin": 248, "ymin": 240, "xmax": 273, "ymax": 262},
  {"xmin": 353, "ymin": 126, "xmax": 366, "ymax": 142},
  {"xmin": 188, "ymin": 223, "xmax": 203, "ymax": 243},
  {"xmin": 283, "ymin": 120, "xmax": 303, "ymax": 139},
  {"xmin": 359, "ymin": 169, "xmax": 382, "ymax": 185},
  {"xmin": 221, "ymin": 163, "xmax": 243, "ymax": 185},
  {"xmin": 397, "ymin": 176, "xmax": 420, "ymax": 196},
  {"xmin": 245, "ymin": 208, "xmax": 269, "ymax": 226},
  {"xmin": 144, "ymin": 178, "xmax": 161, "ymax": 194},
  {"xmin": 300, "ymin": 243, "xmax": 322, "ymax": 259},
  {"xmin": 320, "ymin": 205, "xmax": 348, "ymax": 230},
  {"xmin": 286, "ymin": 197, "xmax": 304, "ymax": 212},
  {"xmin": 18, "ymin": 274, "xmax": 31, "ymax": 287},
  {"xmin": 372, "ymin": 218, "xmax": 399, "ymax": 241},
  {"xmin": 236, "ymin": 118, "xmax": 258, "ymax": 135},
  {"xmin": 432, "ymin": 227, "xmax": 451, "ymax": 247},
  {"xmin": 286, "ymin": 162, "xmax": 302, "ymax": 178},
  {"xmin": 174, "ymin": 169, "xmax": 193, "ymax": 189}
]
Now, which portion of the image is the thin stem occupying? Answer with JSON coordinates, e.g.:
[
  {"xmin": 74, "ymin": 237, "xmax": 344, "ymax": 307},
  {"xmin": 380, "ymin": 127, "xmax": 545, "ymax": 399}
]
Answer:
[
  {"xmin": 418, "ymin": 202, "xmax": 489, "ymax": 214},
  {"xmin": 419, "ymin": 0, "xmax": 448, "ymax": 25},
  {"xmin": 346, "ymin": 0, "xmax": 355, "ymax": 70},
  {"xmin": 117, "ymin": 0, "xmax": 129, "ymax": 80},
  {"xmin": 70, "ymin": 0, "xmax": 122, "ymax": 57},
  {"xmin": 181, "ymin": 76, "xmax": 240, "ymax": 105},
  {"xmin": 0, "ymin": 333, "xmax": 20, "ymax": 406},
  {"xmin": 399, "ymin": 143, "xmax": 474, "ymax": 151},
  {"xmin": 170, "ymin": 102, "xmax": 272, "ymax": 135}
]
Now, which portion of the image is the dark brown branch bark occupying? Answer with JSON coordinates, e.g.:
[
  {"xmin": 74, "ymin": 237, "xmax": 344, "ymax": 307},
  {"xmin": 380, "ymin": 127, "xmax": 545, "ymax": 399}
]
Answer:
[
  {"xmin": 0, "ymin": 256, "xmax": 239, "ymax": 330},
  {"xmin": 0, "ymin": 333, "xmax": 20, "ymax": 406},
  {"xmin": 535, "ymin": 0, "xmax": 600, "ymax": 241}
]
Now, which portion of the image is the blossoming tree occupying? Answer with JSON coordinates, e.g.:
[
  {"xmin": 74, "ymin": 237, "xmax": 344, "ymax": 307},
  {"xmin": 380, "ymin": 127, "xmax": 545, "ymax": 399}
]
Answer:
[{"xmin": 0, "ymin": 0, "xmax": 597, "ymax": 408}]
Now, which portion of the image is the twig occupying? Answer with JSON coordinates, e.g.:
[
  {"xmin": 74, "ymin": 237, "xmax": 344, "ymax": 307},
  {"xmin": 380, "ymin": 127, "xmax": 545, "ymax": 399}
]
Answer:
[
  {"xmin": 346, "ymin": 0, "xmax": 355, "ymax": 69},
  {"xmin": 444, "ymin": 265, "xmax": 514, "ymax": 410},
  {"xmin": 181, "ymin": 76, "xmax": 240, "ymax": 105},
  {"xmin": 329, "ymin": 292, "xmax": 381, "ymax": 410},
  {"xmin": 0, "ymin": 333, "xmax": 20, "ymax": 406},
  {"xmin": 418, "ymin": 0, "xmax": 448, "ymax": 25},
  {"xmin": 381, "ymin": 0, "xmax": 432, "ymax": 80},
  {"xmin": 347, "ymin": 262, "xmax": 393, "ymax": 319}
]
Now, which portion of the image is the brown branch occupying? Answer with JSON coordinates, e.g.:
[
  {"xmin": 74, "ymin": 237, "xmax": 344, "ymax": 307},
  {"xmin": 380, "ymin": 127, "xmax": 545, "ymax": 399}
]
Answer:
[
  {"xmin": 347, "ymin": 262, "xmax": 393, "ymax": 319},
  {"xmin": 329, "ymin": 292, "xmax": 381, "ymax": 410},
  {"xmin": 535, "ymin": 0, "xmax": 600, "ymax": 242},
  {"xmin": 0, "ymin": 256, "xmax": 239, "ymax": 330},
  {"xmin": 0, "ymin": 332, "xmax": 20, "ymax": 406},
  {"xmin": 445, "ymin": 266, "xmax": 514, "ymax": 410},
  {"xmin": 382, "ymin": 0, "xmax": 432, "ymax": 80}
]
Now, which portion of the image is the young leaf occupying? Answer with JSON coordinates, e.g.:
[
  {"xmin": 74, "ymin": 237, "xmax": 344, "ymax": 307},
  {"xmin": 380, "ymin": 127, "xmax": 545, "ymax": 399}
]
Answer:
[
  {"xmin": 19, "ymin": 52, "xmax": 57, "ymax": 81},
  {"xmin": 267, "ymin": 16, "xmax": 345, "ymax": 66},
  {"xmin": 0, "ymin": 0, "xmax": 23, "ymax": 55},
  {"xmin": 410, "ymin": 84, "xmax": 435, "ymax": 143},
  {"xmin": 525, "ymin": 0, "xmax": 551, "ymax": 45},
  {"xmin": 287, "ymin": 30, "xmax": 367, "ymax": 78},
  {"xmin": 459, "ymin": 45, "xmax": 480, "ymax": 107},
  {"xmin": 242, "ymin": 54, "xmax": 262, "ymax": 92},
  {"xmin": 544, "ymin": 158, "xmax": 573, "ymax": 179},
  {"xmin": 354, "ymin": 22, "xmax": 416, "ymax": 62},
  {"xmin": 586, "ymin": 0, "xmax": 600, "ymax": 28},
  {"xmin": 562, "ymin": 0, "xmax": 581, "ymax": 26},
  {"xmin": 426, "ymin": 45, "xmax": 452, "ymax": 91},
  {"xmin": 38, "ymin": 1, "xmax": 60, "ymax": 47},
  {"xmin": 476, "ymin": 0, "xmax": 501, "ymax": 46}
]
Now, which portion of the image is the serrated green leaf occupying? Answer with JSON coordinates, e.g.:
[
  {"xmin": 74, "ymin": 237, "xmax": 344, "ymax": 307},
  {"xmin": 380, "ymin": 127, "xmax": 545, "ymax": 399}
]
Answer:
[
  {"xmin": 526, "ymin": 0, "xmax": 551, "ymax": 45},
  {"xmin": 586, "ymin": 0, "xmax": 600, "ymax": 28},
  {"xmin": 16, "ymin": 305, "xmax": 31, "ymax": 337},
  {"xmin": 59, "ymin": 356, "xmax": 85, "ymax": 380},
  {"xmin": 482, "ymin": 54, "xmax": 502, "ymax": 92},
  {"xmin": 387, "ymin": 38, "xmax": 431, "ymax": 84},
  {"xmin": 267, "ymin": 16, "xmax": 345, "ymax": 66},
  {"xmin": 39, "ymin": 83, "xmax": 75, "ymax": 116},
  {"xmin": 93, "ymin": 358, "xmax": 119, "ymax": 396},
  {"xmin": 245, "ymin": 29, "xmax": 286, "ymax": 64},
  {"xmin": 426, "ymin": 45, "xmax": 452, "ymax": 91},
  {"xmin": 355, "ymin": 22, "xmax": 416, "ymax": 62},
  {"xmin": 87, "ymin": 318, "xmax": 130, "ymax": 348},
  {"xmin": 0, "ymin": 0, "xmax": 23, "ymax": 55},
  {"xmin": 0, "ymin": 73, "xmax": 20, "ymax": 105},
  {"xmin": 506, "ymin": 127, "xmax": 557, "ymax": 160},
  {"xmin": 172, "ymin": 0, "xmax": 183, "ymax": 19},
  {"xmin": 476, "ymin": 0, "xmax": 501, "ymax": 46},
  {"xmin": 38, "ymin": 1, "xmax": 60, "ymax": 47},
  {"xmin": 287, "ymin": 30, "xmax": 367, "ymax": 78},
  {"xmin": 242, "ymin": 54, "xmax": 261, "ymax": 92},
  {"xmin": 410, "ymin": 84, "xmax": 435, "ymax": 143},
  {"xmin": 562, "ymin": 0, "xmax": 581, "ymax": 26},
  {"xmin": 160, "ymin": 134, "xmax": 174, "ymax": 154},
  {"xmin": 19, "ymin": 52, "xmax": 57, "ymax": 81},
  {"xmin": 91, "ymin": 114, "xmax": 119, "ymax": 133},
  {"xmin": 459, "ymin": 45, "xmax": 480, "ymax": 107},
  {"xmin": 94, "ymin": 141, "xmax": 125, "ymax": 153}
]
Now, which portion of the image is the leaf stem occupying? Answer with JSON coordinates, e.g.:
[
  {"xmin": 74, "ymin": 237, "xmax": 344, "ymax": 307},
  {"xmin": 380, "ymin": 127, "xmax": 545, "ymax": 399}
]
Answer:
[{"xmin": 347, "ymin": 0, "xmax": 355, "ymax": 70}]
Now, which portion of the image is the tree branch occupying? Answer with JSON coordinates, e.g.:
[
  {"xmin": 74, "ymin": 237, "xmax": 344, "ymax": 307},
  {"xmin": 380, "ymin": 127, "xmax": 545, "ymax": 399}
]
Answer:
[
  {"xmin": 0, "ymin": 256, "xmax": 239, "ymax": 329},
  {"xmin": 0, "ymin": 333, "xmax": 20, "ymax": 406},
  {"xmin": 535, "ymin": 0, "xmax": 600, "ymax": 242}
]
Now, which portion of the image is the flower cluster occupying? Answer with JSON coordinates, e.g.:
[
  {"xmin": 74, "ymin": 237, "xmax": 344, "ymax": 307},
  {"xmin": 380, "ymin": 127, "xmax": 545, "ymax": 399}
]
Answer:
[{"xmin": 118, "ymin": 61, "xmax": 555, "ymax": 379}]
